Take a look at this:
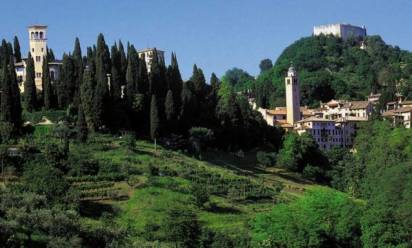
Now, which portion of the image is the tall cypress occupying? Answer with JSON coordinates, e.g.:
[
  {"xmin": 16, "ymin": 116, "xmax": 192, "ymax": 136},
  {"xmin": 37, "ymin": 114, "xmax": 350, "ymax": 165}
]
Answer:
[
  {"xmin": 125, "ymin": 45, "xmax": 138, "ymax": 104},
  {"xmin": 180, "ymin": 81, "xmax": 197, "ymax": 131},
  {"xmin": 8, "ymin": 58, "xmax": 22, "ymax": 128},
  {"xmin": 58, "ymin": 54, "xmax": 75, "ymax": 107},
  {"xmin": 118, "ymin": 40, "xmax": 127, "ymax": 84},
  {"xmin": 149, "ymin": 49, "xmax": 167, "ymax": 98},
  {"xmin": 72, "ymin": 38, "xmax": 83, "ymax": 107},
  {"xmin": 24, "ymin": 52, "xmax": 37, "ymax": 112},
  {"xmin": 191, "ymin": 64, "xmax": 206, "ymax": 97},
  {"xmin": 167, "ymin": 53, "xmax": 183, "ymax": 111},
  {"xmin": 150, "ymin": 94, "xmax": 160, "ymax": 140},
  {"xmin": 47, "ymin": 48, "xmax": 55, "ymax": 61},
  {"xmin": 164, "ymin": 89, "xmax": 176, "ymax": 133},
  {"xmin": 42, "ymin": 56, "xmax": 53, "ymax": 110},
  {"xmin": 110, "ymin": 45, "xmax": 121, "ymax": 101},
  {"xmin": 93, "ymin": 34, "xmax": 110, "ymax": 129},
  {"xmin": 80, "ymin": 68, "xmax": 95, "ymax": 130},
  {"xmin": 210, "ymin": 73, "xmax": 220, "ymax": 93},
  {"xmin": 1, "ymin": 62, "xmax": 13, "ymax": 123},
  {"xmin": 13, "ymin": 36, "xmax": 21, "ymax": 62}
]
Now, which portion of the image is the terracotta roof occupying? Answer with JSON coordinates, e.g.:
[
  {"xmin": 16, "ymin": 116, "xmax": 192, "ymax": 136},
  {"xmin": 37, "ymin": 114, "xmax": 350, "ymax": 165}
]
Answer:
[
  {"xmin": 297, "ymin": 116, "xmax": 334, "ymax": 123},
  {"xmin": 393, "ymin": 107, "xmax": 412, "ymax": 113},
  {"xmin": 400, "ymin": 100, "xmax": 412, "ymax": 106},
  {"xmin": 267, "ymin": 108, "xmax": 286, "ymax": 115},
  {"xmin": 335, "ymin": 116, "xmax": 368, "ymax": 122},
  {"xmin": 349, "ymin": 101, "xmax": 370, "ymax": 110}
]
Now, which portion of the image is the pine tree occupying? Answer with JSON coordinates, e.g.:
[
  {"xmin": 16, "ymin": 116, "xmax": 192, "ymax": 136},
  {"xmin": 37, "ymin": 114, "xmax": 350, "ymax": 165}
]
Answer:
[
  {"xmin": 13, "ymin": 36, "xmax": 21, "ymax": 62},
  {"xmin": 42, "ymin": 56, "xmax": 54, "ymax": 110},
  {"xmin": 150, "ymin": 94, "xmax": 160, "ymax": 140},
  {"xmin": 76, "ymin": 105, "xmax": 88, "ymax": 142},
  {"xmin": 24, "ymin": 52, "xmax": 37, "ymax": 112}
]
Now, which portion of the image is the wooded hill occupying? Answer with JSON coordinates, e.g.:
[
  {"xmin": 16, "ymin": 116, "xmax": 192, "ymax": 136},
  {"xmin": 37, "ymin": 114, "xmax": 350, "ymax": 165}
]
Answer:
[{"xmin": 253, "ymin": 34, "xmax": 412, "ymax": 108}]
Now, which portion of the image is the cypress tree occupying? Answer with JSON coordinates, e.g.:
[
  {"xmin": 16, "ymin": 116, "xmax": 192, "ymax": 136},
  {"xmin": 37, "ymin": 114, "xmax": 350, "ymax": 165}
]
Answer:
[
  {"xmin": 190, "ymin": 64, "xmax": 206, "ymax": 97},
  {"xmin": 137, "ymin": 57, "xmax": 149, "ymax": 95},
  {"xmin": 110, "ymin": 44, "xmax": 122, "ymax": 101},
  {"xmin": 7, "ymin": 58, "xmax": 22, "ymax": 128},
  {"xmin": 72, "ymin": 38, "xmax": 83, "ymax": 107},
  {"xmin": 47, "ymin": 48, "xmax": 55, "ymax": 61},
  {"xmin": 58, "ymin": 54, "xmax": 75, "ymax": 107},
  {"xmin": 180, "ymin": 81, "xmax": 197, "ymax": 131},
  {"xmin": 165, "ymin": 89, "xmax": 176, "ymax": 133},
  {"xmin": 80, "ymin": 68, "xmax": 95, "ymax": 130},
  {"xmin": 118, "ymin": 40, "xmax": 127, "ymax": 83},
  {"xmin": 149, "ymin": 49, "xmax": 167, "ymax": 98},
  {"xmin": 76, "ymin": 105, "xmax": 88, "ymax": 142},
  {"xmin": 24, "ymin": 52, "xmax": 37, "ymax": 112},
  {"xmin": 125, "ymin": 45, "xmax": 138, "ymax": 104},
  {"xmin": 150, "ymin": 94, "xmax": 160, "ymax": 140},
  {"xmin": 42, "ymin": 56, "xmax": 53, "ymax": 110},
  {"xmin": 13, "ymin": 36, "xmax": 21, "ymax": 62},
  {"xmin": 210, "ymin": 73, "xmax": 220, "ymax": 93},
  {"xmin": 93, "ymin": 34, "xmax": 110, "ymax": 129},
  {"xmin": 167, "ymin": 53, "xmax": 183, "ymax": 111},
  {"xmin": 1, "ymin": 62, "xmax": 13, "ymax": 123}
]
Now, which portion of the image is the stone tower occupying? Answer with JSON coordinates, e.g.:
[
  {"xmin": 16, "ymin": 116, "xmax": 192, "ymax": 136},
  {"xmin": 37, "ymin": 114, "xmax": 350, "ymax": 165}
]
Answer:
[
  {"xmin": 285, "ymin": 65, "xmax": 301, "ymax": 125},
  {"xmin": 28, "ymin": 25, "xmax": 47, "ymax": 90}
]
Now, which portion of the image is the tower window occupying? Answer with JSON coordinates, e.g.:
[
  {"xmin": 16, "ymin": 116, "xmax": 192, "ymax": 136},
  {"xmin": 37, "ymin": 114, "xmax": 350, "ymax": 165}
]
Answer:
[
  {"xmin": 41, "ymin": 48, "xmax": 44, "ymax": 52},
  {"xmin": 32, "ymin": 48, "xmax": 34, "ymax": 53},
  {"xmin": 287, "ymin": 79, "xmax": 291, "ymax": 85},
  {"xmin": 40, "ymin": 32, "xmax": 44, "ymax": 39},
  {"xmin": 36, "ymin": 56, "xmax": 41, "ymax": 62}
]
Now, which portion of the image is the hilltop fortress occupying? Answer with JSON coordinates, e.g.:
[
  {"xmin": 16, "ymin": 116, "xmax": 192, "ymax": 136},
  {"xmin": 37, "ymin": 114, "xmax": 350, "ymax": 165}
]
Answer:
[{"xmin": 313, "ymin": 23, "xmax": 367, "ymax": 40}]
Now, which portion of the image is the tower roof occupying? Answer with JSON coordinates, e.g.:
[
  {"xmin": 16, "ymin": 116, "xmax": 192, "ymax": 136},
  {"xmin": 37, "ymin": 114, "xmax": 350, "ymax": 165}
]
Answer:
[
  {"xmin": 287, "ymin": 65, "xmax": 297, "ymax": 77},
  {"xmin": 28, "ymin": 25, "xmax": 47, "ymax": 29}
]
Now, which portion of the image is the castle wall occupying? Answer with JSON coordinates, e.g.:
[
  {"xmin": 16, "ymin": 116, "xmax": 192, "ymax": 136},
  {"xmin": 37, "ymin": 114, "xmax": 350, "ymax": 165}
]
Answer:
[{"xmin": 313, "ymin": 23, "xmax": 366, "ymax": 40}]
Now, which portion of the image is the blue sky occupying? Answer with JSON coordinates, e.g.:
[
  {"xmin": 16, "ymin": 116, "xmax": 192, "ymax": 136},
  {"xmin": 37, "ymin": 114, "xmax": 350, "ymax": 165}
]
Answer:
[{"xmin": 2, "ymin": 0, "xmax": 412, "ymax": 80}]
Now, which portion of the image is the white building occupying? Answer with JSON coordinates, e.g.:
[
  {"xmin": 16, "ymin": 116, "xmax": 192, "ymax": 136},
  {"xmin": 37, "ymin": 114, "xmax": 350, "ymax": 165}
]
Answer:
[
  {"xmin": 137, "ymin": 48, "xmax": 165, "ymax": 74},
  {"xmin": 15, "ymin": 25, "xmax": 61, "ymax": 92},
  {"xmin": 318, "ymin": 99, "xmax": 372, "ymax": 120},
  {"xmin": 313, "ymin": 23, "xmax": 367, "ymax": 41}
]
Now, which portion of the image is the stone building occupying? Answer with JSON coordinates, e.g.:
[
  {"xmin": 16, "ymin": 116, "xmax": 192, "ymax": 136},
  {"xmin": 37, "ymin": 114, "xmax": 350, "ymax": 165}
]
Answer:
[
  {"xmin": 313, "ymin": 23, "xmax": 367, "ymax": 40},
  {"xmin": 15, "ymin": 25, "xmax": 62, "ymax": 92},
  {"xmin": 137, "ymin": 48, "xmax": 165, "ymax": 74}
]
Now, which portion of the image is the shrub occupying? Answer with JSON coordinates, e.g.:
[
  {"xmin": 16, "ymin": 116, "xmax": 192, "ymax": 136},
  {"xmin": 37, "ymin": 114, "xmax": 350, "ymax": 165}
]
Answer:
[{"xmin": 256, "ymin": 151, "xmax": 276, "ymax": 167}]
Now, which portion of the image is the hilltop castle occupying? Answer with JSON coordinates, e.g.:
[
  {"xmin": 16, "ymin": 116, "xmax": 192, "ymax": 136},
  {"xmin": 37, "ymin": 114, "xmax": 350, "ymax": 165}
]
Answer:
[{"xmin": 313, "ymin": 23, "xmax": 367, "ymax": 40}]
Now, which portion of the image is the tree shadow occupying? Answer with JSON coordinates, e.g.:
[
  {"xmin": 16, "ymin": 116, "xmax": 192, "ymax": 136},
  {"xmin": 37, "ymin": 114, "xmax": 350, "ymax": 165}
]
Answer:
[
  {"xmin": 79, "ymin": 201, "xmax": 118, "ymax": 218},
  {"xmin": 206, "ymin": 203, "xmax": 241, "ymax": 214}
]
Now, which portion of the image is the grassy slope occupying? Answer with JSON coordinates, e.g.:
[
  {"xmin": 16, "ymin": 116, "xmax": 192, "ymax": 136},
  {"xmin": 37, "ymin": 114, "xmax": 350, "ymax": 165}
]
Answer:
[{"xmin": 30, "ymin": 124, "xmax": 316, "ymax": 243}]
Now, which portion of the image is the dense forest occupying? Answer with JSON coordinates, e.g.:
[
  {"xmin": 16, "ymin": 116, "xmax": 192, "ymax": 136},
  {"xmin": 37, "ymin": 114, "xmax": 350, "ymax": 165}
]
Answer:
[{"xmin": 0, "ymin": 33, "xmax": 411, "ymax": 247}]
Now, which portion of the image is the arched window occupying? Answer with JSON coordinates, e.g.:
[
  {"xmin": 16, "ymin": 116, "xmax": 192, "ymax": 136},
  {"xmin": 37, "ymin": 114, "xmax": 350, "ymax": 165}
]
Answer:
[
  {"xmin": 31, "ymin": 32, "xmax": 35, "ymax": 39},
  {"xmin": 39, "ymin": 32, "xmax": 44, "ymax": 39},
  {"xmin": 35, "ymin": 32, "xmax": 39, "ymax": 39}
]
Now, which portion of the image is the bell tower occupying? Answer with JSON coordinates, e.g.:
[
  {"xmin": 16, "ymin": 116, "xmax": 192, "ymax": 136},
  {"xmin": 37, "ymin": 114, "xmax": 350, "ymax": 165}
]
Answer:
[
  {"xmin": 28, "ymin": 25, "xmax": 48, "ymax": 90},
  {"xmin": 285, "ymin": 65, "xmax": 301, "ymax": 125}
]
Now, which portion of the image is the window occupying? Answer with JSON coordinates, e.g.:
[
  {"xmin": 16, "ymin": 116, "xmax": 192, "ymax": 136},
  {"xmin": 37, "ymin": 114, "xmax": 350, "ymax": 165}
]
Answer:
[
  {"xmin": 287, "ymin": 79, "xmax": 291, "ymax": 85},
  {"xmin": 50, "ymin": 71, "xmax": 55, "ymax": 81},
  {"xmin": 36, "ymin": 56, "xmax": 41, "ymax": 62},
  {"xmin": 36, "ymin": 73, "xmax": 42, "ymax": 78},
  {"xmin": 41, "ymin": 48, "xmax": 44, "ymax": 52},
  {"xmin": 32, "ymin": 48, "xmax": 34, "ymax": 53}
]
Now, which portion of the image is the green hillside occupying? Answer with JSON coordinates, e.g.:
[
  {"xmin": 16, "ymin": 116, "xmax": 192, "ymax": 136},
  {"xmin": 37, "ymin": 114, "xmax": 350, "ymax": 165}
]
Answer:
[{"xmin": 254, "ymin": 35, "xmax": 412, "ymax": 107}]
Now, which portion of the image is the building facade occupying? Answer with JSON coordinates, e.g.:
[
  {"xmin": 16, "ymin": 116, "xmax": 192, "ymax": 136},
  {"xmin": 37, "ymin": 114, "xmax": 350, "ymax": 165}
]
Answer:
[
  {"xmin": 313, "ymin": 23, "xmax": 367, "ymax": 40},
  {"xmin": 137, "ymin": 48, "xmax": 165, "ymax": 74},
  {"xmin": 15, "ymin": 25, "xmax": 62, "ymax": 92}
]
